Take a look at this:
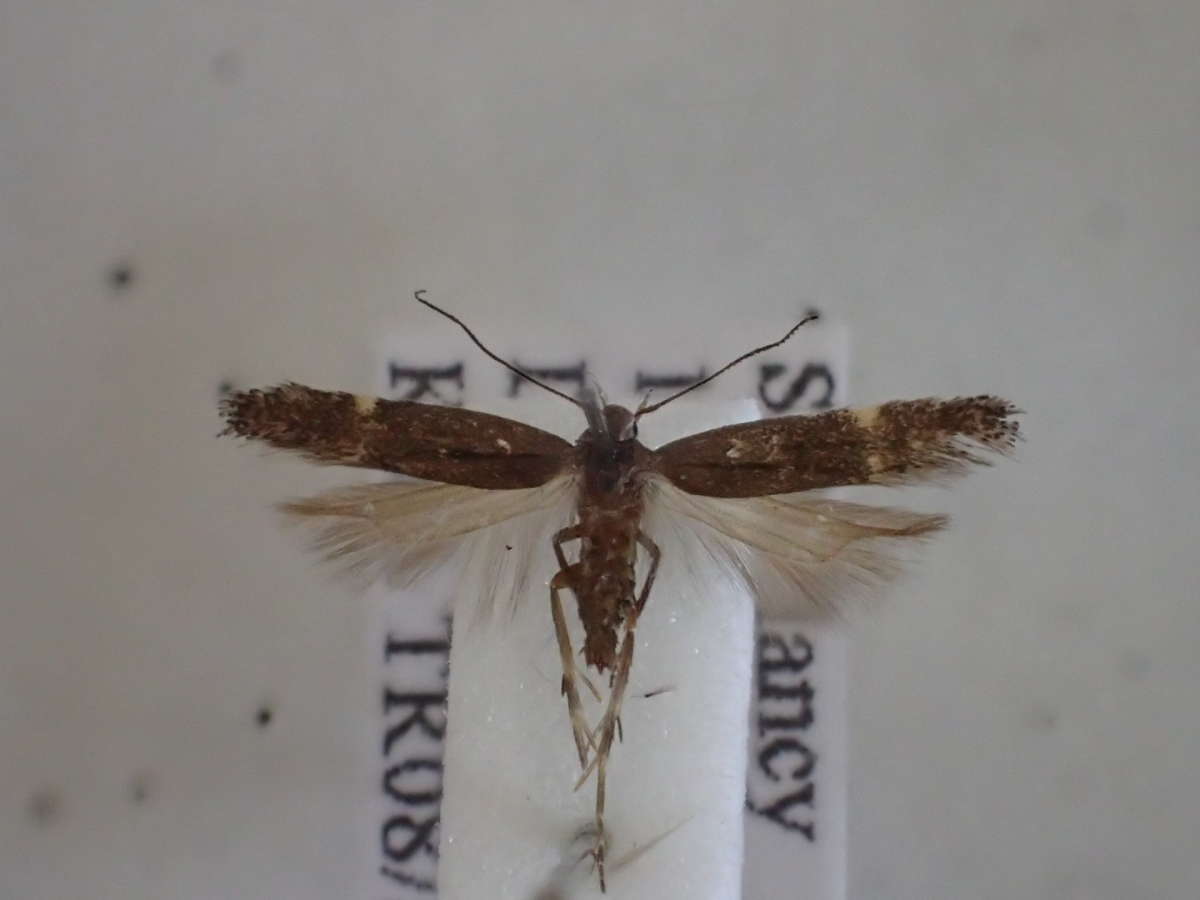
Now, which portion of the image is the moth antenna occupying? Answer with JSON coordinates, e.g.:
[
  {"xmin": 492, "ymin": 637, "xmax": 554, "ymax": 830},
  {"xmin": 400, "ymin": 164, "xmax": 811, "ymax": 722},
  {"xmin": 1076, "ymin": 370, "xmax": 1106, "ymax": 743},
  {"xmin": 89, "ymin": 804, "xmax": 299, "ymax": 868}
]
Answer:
[
  {"xmin": 635, "ymin": 311, "xmax": 820, "ymax": 417},
  {"xmin": 635, "ymin": 389, "xmax": 655, "ymax": 416},
  {"xmin": 414, "ymin": 290, "xmax": 582, "ymax": 407}
]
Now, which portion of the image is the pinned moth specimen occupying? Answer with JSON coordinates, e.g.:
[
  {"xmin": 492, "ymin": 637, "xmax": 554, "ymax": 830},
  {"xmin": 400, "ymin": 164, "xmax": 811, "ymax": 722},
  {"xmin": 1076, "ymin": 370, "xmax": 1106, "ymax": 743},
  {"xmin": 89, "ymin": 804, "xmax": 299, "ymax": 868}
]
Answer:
[{"xmin": 221, "ymin": 292, "xmax": 1020, "ymax": 890}]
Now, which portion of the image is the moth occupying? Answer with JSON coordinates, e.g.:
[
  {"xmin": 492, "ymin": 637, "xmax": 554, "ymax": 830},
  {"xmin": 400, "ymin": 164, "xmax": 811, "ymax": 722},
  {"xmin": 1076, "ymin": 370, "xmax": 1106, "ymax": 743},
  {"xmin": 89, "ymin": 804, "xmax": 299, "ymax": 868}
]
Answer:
[{"xmin": 221, "ymin": 292, "xmax": 1019, "ymax": 890}]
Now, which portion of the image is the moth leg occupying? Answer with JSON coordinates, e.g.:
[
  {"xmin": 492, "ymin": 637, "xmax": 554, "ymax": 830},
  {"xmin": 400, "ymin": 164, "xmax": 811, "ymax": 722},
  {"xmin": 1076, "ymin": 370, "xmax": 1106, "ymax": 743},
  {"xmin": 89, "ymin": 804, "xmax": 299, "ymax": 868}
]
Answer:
[
  {"xmin": 554, "ymin": 524, "xmax": 602, "ymax": 694},
  {"xmin": 552, "ymin": 524, "xmax": 582, "ymax": 573},
  {"xmin": 591, "ymin": 755, "xmax": 609, "ymax": 892},
  {"xmin": 582, "ymin": 627, "xmax": 636, "ymax": 894},
  {"xmin": 579, "ymin": 528, "xmax": 661, "ymax": 777},
  {"xmin": 551, "ymin": 566, "xmax": 593, "ymax": 768},
  {"xmin": 634, "ymin": 531, "xmax": 660, "ymax": 615},
  {"xmin": 582, "ymin": 531, "xmax": 662, "ymax": 888},
  {"xmin": 577, "ymin": 668, "xmax": 603, "ymax": 703},
  {"xmin": 609, "ymin": 530, "xmax": 661, "ymax": 735}
]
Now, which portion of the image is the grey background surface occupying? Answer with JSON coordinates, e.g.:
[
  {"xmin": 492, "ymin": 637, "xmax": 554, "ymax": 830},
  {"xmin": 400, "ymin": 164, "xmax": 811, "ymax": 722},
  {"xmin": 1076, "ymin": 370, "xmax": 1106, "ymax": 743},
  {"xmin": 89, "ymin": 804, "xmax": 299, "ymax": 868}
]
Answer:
[{"xmin": 2, "ymin": 2, "xmax": 1197, "ymax": 898}]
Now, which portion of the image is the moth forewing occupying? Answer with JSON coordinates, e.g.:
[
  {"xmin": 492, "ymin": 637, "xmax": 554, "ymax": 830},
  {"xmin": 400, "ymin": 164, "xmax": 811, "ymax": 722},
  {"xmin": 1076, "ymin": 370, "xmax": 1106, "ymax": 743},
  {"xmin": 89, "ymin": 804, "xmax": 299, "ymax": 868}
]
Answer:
[
  {"xmin": 221, "ymin": 382, "xmax": 574, "ymax": 488},
  {"xmin": 654, "ymin": 396, "xmax": 1020, "ymax": 496}
]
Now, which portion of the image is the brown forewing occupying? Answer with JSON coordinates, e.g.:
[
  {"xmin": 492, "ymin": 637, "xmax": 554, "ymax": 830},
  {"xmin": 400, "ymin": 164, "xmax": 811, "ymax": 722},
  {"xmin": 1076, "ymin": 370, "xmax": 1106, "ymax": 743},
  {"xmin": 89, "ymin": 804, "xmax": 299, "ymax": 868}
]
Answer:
[
  {"xmin": 221, "ymin": 383, "xmax": 573, "ymax": 488},
  {"xmin": 653, "ymin": 395, "xmax": 1019, "ymax": 497}
]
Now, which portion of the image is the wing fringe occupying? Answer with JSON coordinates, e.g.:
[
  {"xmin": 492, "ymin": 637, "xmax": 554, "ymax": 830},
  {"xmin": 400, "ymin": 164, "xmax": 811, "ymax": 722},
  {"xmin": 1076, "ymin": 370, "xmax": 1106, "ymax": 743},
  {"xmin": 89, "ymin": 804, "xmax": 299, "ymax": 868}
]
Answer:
[
  {"xmin": 281, "ymin": 476, "xmax": 576, "ymax": 617},
  {"xmin": 866, "ymin": 396, "xmax": 1022, "ymax": 486},
  {"xmin": 646, "ymin": 476, "xmax": 947, "ymax": 619}
]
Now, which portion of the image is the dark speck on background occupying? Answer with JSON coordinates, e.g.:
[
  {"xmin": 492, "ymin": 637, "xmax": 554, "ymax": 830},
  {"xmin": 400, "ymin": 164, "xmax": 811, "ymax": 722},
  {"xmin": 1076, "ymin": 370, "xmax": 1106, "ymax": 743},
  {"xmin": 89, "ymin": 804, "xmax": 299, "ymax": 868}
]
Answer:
[
  {"xmin": 107, "ymin": 261, "xmax": 135, "ymax": 292},
  {"xmin": 255, "ymin": 704, "xmax": 274, "ymax": 729},
  {"xmin": 26, "ymin": 787, "xmax": 62, "ymax": 826},
  {"xmin": 129, "ymin": 771, "xmax": 155, "ymax": 806}
]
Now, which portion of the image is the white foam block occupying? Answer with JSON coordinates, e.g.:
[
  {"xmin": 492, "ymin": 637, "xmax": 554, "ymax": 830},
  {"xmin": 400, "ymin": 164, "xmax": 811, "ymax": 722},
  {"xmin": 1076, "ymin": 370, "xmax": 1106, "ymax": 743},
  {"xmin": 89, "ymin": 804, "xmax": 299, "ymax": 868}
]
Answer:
[{"xmin": 437, "ymin": 400, "xmax": 760, "ymax": 899}]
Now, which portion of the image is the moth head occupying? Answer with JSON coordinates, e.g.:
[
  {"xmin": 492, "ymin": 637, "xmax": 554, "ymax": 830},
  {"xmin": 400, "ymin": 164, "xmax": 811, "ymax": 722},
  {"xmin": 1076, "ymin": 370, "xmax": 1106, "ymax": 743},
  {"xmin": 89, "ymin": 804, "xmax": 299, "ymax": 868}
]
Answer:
[
  {"xmin": 603, "ymin": 404, "xmax": 638, "ymax": 443},
  {"xmin": 580, "ymin": 385, "xmax": 637, "ymax": 445}
]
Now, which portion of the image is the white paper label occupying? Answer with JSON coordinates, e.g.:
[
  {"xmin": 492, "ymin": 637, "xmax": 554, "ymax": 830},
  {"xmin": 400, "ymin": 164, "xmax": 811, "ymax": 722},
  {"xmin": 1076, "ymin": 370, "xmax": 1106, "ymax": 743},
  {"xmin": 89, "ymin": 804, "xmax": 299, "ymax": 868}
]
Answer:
[{"xmin": 370, "ymin": 311, "xmax": 849, "ymax": 898}]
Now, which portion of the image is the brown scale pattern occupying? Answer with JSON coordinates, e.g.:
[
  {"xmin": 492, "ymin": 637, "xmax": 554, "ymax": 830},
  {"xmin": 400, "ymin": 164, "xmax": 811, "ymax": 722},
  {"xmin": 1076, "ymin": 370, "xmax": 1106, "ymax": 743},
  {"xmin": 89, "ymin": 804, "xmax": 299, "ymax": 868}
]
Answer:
[
  {"xmin": 653, "ymin": 395, "xmax": 1019, "ymax": 497},
  {"xmin": 220, "ymin": 382, "xmax": 571, "ymax": 489}
]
